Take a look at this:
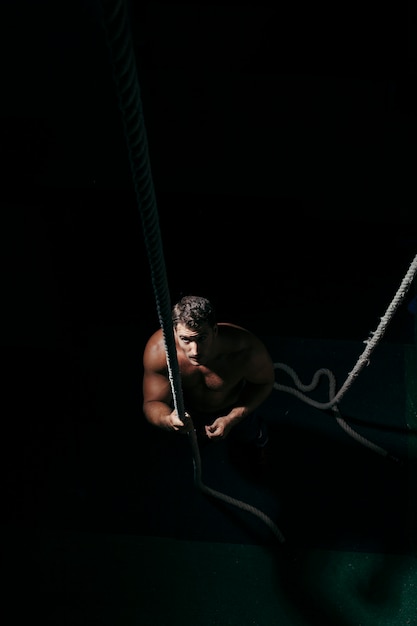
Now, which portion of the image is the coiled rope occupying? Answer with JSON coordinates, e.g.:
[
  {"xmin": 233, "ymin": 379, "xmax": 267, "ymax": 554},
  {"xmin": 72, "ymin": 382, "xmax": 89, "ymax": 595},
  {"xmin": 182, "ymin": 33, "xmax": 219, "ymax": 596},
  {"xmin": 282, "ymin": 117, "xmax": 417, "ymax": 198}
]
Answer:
[
  {"xmin": 275, "ymin": 251, "xmax": 417, "ymax": 460},
  {"xmin": 99, "ymin": 0, "xmax": 416, "ymax": 544}
]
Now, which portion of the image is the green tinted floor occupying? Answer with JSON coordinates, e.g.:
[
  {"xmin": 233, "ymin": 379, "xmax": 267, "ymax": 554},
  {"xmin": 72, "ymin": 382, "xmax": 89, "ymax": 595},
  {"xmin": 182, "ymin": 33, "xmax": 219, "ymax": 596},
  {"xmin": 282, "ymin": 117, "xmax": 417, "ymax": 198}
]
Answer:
[
  {"xmin": 3, "ymin": 530, "xmax": 417, "ymax": 626},
  {"xmin": 2, "ymin": 334, "xmax": 417, "ymax": 625}
]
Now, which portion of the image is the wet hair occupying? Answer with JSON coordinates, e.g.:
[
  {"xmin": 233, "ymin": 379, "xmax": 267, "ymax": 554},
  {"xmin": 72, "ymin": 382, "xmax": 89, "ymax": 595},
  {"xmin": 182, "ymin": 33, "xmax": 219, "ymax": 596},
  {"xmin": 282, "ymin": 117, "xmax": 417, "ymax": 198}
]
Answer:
[{"xmin": 172, "ymin": 295, "xmax": 216, "ymax": 330}]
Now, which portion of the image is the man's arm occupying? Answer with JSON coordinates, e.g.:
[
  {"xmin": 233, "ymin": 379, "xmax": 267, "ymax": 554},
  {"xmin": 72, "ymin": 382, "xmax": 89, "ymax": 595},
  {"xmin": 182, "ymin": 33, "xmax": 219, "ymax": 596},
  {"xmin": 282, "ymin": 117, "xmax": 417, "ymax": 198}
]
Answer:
[
  {"xmin": 142, "ymin": 370, "xmax": 172, "ymax": 427},
  {"xmin": 205, "ymin": 334, "xmax": 275, "ymax": 440},
  {"xmin": 142, "ymin": 333, "xmax": 189, "ymax": 432},
  {"xmin": 225, "ymin": 340, "xmax": 275, "ymax": 424}
]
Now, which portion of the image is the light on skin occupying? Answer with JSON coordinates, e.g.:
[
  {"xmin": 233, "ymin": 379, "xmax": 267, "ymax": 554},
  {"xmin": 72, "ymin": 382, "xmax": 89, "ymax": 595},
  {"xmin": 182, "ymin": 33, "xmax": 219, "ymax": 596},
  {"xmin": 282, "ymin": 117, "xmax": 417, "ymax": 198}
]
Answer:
[
  {"xmin": 174, "ymin": 322, "xmax": 218, "ymax": 367},
  {"xmin": 173, "ymin": 322, "xmax": 219, "ymax": 437},
  {"xmin": 143, "ymin": 320, "xmax": 275, "ymax": 441}
]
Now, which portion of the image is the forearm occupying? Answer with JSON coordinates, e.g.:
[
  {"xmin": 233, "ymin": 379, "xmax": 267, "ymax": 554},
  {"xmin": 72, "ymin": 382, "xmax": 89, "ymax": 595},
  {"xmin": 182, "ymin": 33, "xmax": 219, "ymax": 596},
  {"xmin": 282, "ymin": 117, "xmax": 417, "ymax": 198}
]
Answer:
[
  {"xmin": 143, "ymin": 400, "xmax": 173, "ymax": 429},
  {"xmin": 226, "ymin": 382, "xmax": 273, "ymax": 425},
  {"xmin": 143, "ymin": 400, "xmax": 190, "ymax": 432}
]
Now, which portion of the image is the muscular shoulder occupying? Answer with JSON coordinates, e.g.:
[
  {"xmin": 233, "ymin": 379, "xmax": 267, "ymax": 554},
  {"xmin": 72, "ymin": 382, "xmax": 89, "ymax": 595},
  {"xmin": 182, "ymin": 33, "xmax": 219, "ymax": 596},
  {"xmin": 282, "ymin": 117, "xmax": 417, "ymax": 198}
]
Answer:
[
  {"xmin": 218, "ymin": 323, "xmax": 274, "ymax": 382},
  {"xmin": 217, "ymin": 323, "xmax": 261, "ymax": 349},
  {"xmin": 217, "ymin": 323, "xmax": 270, "ymax": 364},
  {"xmin": 143, "ymin": 329, "xmax": 167, "ymax": 372}
]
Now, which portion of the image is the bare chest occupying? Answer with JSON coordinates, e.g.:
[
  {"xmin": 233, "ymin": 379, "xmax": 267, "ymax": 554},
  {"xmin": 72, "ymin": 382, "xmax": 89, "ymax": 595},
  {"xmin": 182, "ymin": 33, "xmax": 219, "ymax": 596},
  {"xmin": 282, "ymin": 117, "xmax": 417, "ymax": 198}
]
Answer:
[
  {"xmin": 182, "ymin": 365, "xmax": 234, "ymax": 391},
  {"xmin": 199, "ymin": 368, "xmax": 228, "ymax": 391},
  {"xmin": 179, "ymin": 359, "xmax": 245, "ymax": 411}
]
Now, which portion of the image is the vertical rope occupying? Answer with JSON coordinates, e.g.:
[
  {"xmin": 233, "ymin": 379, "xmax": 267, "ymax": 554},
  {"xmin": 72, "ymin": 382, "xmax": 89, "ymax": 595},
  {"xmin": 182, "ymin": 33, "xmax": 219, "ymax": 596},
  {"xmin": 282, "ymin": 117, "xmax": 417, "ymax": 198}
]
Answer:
[
  {"xmin": 99, "ymin": 0, "xmax": 186, "ymax": 423},
  {"xmin": 98, "ymin": 0, "xmax": 286, "ymax": 544}
]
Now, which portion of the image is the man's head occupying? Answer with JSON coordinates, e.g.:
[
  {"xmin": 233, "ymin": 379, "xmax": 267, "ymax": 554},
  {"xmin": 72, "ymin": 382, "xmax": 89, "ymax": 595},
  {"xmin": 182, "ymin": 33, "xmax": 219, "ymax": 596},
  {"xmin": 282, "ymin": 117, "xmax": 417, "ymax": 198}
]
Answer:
[
  {"xmin": 172, "ymin": 296, "xmax": 217, "ymax": 365},
  {"xmin": 172, "ymin": 295, "xmax": 216, "ymax": 330}
]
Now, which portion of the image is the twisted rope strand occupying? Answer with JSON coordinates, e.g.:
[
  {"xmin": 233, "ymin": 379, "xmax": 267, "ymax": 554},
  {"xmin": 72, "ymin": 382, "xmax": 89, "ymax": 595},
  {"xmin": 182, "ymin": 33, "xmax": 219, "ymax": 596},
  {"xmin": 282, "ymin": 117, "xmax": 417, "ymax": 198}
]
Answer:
[
  {"xmin": 100, "ymin": 0, "xmax": 285, "ymax": 543},
  {"xmin": 274, "ymin": 251, "xmax": 417, "ymax": 458},
  {"xmin": 100, "ymin": 0, "xmax": 415, "ymax": 543}
]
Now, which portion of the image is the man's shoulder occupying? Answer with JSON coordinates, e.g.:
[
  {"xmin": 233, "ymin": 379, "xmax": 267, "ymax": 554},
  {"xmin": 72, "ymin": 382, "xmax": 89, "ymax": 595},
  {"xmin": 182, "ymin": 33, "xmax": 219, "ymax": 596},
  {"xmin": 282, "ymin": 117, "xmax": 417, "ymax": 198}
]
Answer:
[
  {"xmin": 217, "ymin": 322, "xmax": 249, "ymax": 333},
  {"xmin": 217, "ymin": 322, "xmax": 254, "ymax": 338},
  {"xmin": 143, "ymin": 329, "xmax": 167, "ymax": 365},
  {"xmin": 219, "ymin": 322, "xmax": 269, "ymax": 356},
  {"xmin": 145, "ymin": 327, "xmax": 164, "ymax": 347},
  {"xmin": 217, "ymin": 323, "xmax": 259, "ymax": 349}
]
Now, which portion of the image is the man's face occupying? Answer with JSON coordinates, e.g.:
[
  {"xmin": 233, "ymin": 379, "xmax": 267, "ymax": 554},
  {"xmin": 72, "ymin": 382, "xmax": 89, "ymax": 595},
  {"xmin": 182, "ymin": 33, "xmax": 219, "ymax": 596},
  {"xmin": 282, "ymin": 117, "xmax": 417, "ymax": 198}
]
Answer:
[{"xmin": 175, "ymin": 322, "xmax": 217, "ymax": 366}]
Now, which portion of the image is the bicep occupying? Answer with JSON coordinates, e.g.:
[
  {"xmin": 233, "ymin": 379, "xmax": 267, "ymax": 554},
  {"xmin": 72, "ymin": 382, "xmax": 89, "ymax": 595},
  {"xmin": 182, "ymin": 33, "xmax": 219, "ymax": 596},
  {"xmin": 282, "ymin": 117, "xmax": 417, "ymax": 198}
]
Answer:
[
  {"xmin": 142, "ymin": 335, "xmax": 172, "ymax": 403},
  {"xmin": 245, "ymin": 342, "xmax": 275, "ymax": 385},
  {"xmin": 143, "ymin": 369, "xmax": 173, "ymax": 404}
]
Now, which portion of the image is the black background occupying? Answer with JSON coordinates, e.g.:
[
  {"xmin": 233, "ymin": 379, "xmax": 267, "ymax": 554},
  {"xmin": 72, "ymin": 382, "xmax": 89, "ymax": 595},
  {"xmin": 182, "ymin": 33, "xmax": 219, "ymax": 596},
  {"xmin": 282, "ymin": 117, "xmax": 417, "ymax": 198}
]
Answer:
[
  {"xmin": 1, "ymin": 1, "xmax": 416, "ymax": 340},
  {"xmin": 1, "ymin": 1, "xmax": 416, "ymax": 538}
]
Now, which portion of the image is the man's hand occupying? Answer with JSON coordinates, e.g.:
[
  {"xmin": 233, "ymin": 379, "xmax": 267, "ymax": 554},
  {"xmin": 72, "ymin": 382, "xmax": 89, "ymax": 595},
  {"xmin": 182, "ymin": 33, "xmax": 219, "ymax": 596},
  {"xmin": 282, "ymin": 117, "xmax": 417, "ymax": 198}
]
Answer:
[
  {"xmin": 166, "ymin": 410, "xmax": 192, "ymax": 434},
  {"xmin": 205, "ymin": 416, "xmax": 233, "ymax": 441}
]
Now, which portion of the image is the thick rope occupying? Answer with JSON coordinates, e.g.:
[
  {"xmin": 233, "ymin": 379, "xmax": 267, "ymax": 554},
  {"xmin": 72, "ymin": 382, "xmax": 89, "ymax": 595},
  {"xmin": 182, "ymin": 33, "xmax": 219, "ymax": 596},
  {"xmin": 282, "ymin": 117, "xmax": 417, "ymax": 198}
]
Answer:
[
  {"xmin": 99, "ymin": 0, "xmax": 415, "ymax": 543},
  {"xmin": 274, "ymin": 251, "xmax": 417, "ymax": 459},
  {"xmin": 188, "ymin": 428, "xmax": 286, "ymax": 543},
  {"xmin": 99, "ymin": 0, "xmax": 185, "ymax": 424},
  {"xmin": 99, "ymin": 0, "xmax": 285, "ymax": 544}
]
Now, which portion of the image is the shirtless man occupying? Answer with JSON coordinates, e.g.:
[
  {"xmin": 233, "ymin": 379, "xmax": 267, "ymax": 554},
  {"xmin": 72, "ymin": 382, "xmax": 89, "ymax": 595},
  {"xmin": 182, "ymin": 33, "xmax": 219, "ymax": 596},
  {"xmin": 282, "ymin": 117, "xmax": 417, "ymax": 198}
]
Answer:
[{"xmin": 142, "ymin": 295, "xmax": 275, "ymax": 447}]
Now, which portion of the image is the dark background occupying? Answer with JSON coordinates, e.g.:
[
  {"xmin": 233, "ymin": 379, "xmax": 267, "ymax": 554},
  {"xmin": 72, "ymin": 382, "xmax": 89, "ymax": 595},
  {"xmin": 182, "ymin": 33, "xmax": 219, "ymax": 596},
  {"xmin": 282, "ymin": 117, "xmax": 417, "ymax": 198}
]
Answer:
[
  {"xmin": 1, "ymin": 1, "xmax": 416, "ymax": 538},
  {"xmin": 2, "ymin": 8, "xmax": 417, "ymax": 626},
  {"xmin": 1, "ymin": 1, "xmax": 416, "ymax": 341}
]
